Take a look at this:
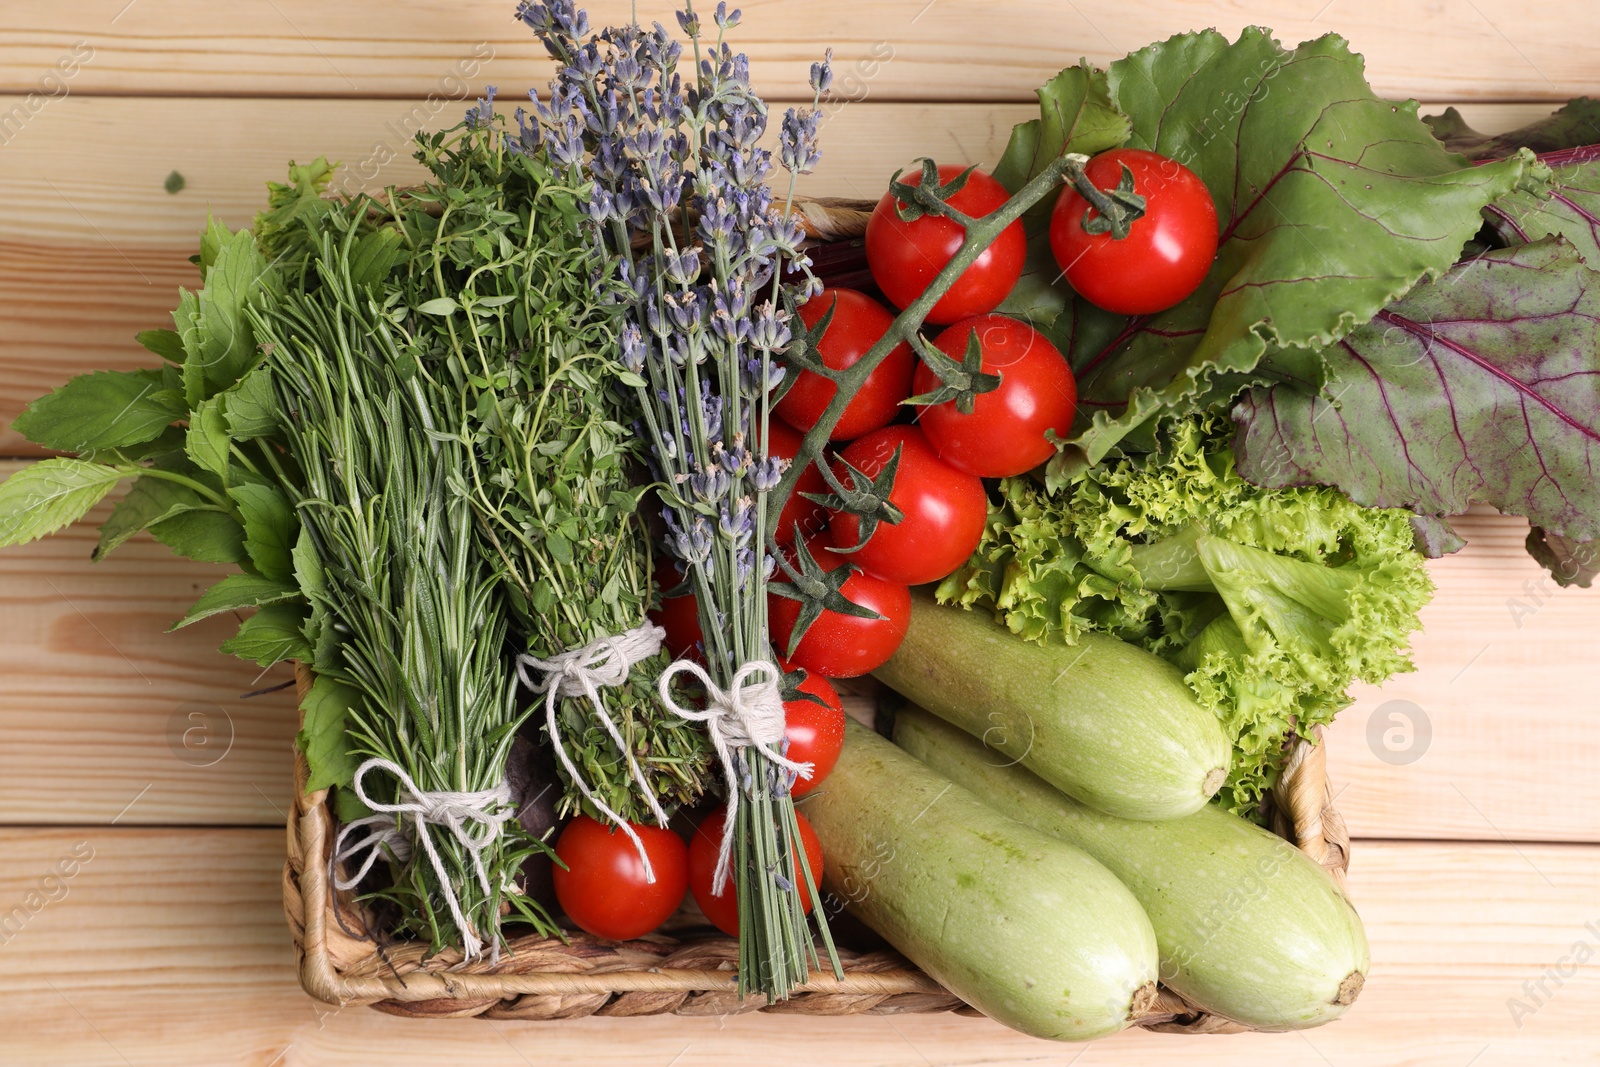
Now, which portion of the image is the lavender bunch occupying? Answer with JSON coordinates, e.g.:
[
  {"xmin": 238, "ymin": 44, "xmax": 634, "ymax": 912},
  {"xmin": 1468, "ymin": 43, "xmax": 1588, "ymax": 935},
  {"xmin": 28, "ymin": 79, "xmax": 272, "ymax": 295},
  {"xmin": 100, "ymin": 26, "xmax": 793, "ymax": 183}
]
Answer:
[{"xmin": 515, "ymin": 0, "xmax": 838, "ymax": 996}]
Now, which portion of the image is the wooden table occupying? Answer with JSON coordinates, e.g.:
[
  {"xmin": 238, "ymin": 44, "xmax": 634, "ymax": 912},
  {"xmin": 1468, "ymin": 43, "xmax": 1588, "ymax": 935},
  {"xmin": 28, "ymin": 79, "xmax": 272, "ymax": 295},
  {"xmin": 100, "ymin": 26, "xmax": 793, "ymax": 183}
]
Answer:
[{"xmin": 2, "ymin": 3, "xmax": 1598, "ymax": 1063}]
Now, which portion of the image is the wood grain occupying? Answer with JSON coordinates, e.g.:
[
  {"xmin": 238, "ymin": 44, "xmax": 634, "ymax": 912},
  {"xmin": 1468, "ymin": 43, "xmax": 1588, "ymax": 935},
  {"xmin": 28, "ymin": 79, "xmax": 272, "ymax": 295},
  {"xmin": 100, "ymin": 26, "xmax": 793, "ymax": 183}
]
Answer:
[
  {"xmin": 2, "ymin": 1, "xmax": 1599, "ymax": 104},
  {"xmin": 0, "ymin": 461, "xmax": 299, "ymax": 827},
  {"xmin": 0, "ymin": 98, "xmax": 1561, "ymax": 455},
  {"xmin": 0, "ymin": 828, "xmax": 1594, "ymax": 1065}
]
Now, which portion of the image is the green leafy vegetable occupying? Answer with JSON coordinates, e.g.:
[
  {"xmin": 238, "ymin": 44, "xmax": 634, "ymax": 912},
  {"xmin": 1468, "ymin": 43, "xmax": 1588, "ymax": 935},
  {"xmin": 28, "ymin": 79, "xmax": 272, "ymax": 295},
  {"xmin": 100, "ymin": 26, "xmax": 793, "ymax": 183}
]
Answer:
[
  {"xmin": 1424, "ymin": 99, "xmax": 1600, "ymax": 160},
  {"xmin": 1233, "ymin": 239, "xmax": 1600, "ymax": 549},
  {"xmin": 999, "ymin": 30, "xmax": 1539, "ymax": 480},
  {"xmin": 171, "ymin": 572, "xmax": 298, "ymax": 629},
  {"xmin": 218, "ymin": 602, "xmax": 310, "ymax": 666},
  {"xmin": 11, "ymin": 370, "xmax": 186, "ymax": 453},
  {"xmin": 0, "ymin": 459, "xmax": 126, "ymax": 547},
  {"xmin": 939, "ymin": 416, "xmax": 1432, "ymax": 818}
]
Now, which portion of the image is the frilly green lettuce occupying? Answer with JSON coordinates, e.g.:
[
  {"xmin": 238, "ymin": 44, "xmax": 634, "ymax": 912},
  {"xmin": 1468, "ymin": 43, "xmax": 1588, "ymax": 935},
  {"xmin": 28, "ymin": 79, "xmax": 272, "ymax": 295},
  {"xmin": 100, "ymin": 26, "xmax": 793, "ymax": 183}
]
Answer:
[{"xmin": 938, "ymin": 416, "xmax": 1433, "ymax": 819}]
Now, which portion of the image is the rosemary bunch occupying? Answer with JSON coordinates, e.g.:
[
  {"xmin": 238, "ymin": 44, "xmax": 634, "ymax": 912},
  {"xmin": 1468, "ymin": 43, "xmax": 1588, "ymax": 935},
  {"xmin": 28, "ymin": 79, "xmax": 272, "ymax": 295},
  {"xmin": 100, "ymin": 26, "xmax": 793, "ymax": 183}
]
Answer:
[
  {"xmin": 256, "ymin": 226, "xmax": 557, "ymax": 956},
  {"xmin": 381, "ymin": 114, "xmax": 713, "ymax": 822},
  {"xmin": 517, "ymin": 0, "xmax": 839, "ymax": 997}
]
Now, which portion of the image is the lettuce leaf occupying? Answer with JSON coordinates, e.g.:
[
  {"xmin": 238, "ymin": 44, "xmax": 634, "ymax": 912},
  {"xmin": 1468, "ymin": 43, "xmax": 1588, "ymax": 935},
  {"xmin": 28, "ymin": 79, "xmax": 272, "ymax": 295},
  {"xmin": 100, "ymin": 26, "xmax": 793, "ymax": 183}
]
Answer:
[{"xmin": 939, "ymin": 416, "xmax": 1432, "ymax": 819}]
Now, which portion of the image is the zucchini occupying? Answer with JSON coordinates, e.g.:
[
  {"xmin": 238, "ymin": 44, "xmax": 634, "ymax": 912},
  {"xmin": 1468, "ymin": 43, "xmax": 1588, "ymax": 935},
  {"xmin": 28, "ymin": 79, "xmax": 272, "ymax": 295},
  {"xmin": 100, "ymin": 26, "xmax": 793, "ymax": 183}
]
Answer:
[
  {"xmin": 804, "ymin": 720, "xmax": 1160, "ymax": 1041},
  {"xmin": 896, "ymin": 708, "xmax": 1369, "ymax": 1031},
  {"xmin": 874, "ymin": 591, "xmax": 1230, "ymax": 820}
]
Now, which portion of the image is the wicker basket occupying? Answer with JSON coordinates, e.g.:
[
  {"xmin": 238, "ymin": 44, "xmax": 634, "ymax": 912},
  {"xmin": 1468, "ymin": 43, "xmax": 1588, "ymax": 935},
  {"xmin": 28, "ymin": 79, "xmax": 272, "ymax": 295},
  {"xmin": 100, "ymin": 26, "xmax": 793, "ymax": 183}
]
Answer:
[
  {"xmin": 279, "ymin": 197, "xmax": 1355, "ymax": 1031},
  {"xmin": 283, "ymin": 664, "xmax": 1352, "ymax": 1030}
]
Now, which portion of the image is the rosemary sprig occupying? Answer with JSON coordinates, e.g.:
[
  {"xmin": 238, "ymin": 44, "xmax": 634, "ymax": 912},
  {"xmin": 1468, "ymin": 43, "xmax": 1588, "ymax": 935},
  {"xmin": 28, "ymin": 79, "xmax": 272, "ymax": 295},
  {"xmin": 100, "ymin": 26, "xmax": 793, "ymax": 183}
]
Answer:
[{"xmin": 256, "ymin": 226, "xmax": 558, "ymax": 955}]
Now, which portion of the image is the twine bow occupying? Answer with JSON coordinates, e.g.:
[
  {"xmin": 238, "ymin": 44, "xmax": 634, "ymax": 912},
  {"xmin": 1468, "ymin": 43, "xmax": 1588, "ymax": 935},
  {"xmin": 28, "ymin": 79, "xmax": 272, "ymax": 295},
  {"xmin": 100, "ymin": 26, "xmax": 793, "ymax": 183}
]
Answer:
[
  {"xmin": 658, "ymin": 658, "xmax": 813, "ymax": 894},
  {"xmin": 331, "ymin": 758, "xmax": 515, "ymax": 962},
  {"xmin": 516, "ymin": 623, "xmax": 669, "ymax": 881}
]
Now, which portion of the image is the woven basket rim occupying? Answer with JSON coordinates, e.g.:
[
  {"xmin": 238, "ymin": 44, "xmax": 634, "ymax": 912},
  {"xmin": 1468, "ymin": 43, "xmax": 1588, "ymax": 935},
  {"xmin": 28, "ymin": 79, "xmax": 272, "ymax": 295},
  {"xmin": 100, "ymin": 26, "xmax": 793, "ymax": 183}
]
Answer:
[
  {"xmin": 279, "ymin": 194, "xmax": 1353, "ymax": 1028},
  {"xmin": 283, "ymin": 660, "xmax": 1353, "ymax": 1030}
]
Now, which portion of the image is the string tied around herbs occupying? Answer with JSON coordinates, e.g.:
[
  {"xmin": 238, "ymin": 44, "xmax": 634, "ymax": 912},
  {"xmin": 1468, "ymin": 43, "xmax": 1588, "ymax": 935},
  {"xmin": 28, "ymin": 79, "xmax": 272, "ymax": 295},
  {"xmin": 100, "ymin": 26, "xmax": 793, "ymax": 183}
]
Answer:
[
  {"xmin": 658, "ymin": 658, "xmax": 814, "ymax": 895},
  {"xmin": 515, "ymin": 623, "xmax": 672, "ymax": 881},
  {"xmin": 330, "ymin": 758, "xmax": 516, "ymax": 963}
]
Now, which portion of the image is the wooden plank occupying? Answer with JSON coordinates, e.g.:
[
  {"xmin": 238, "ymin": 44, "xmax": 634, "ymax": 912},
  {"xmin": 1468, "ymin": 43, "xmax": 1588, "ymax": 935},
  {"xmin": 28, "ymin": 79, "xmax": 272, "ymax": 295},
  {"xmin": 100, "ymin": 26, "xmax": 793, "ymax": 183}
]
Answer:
[
  {"xmin": 1327, "ymin": 507, "xmax": 1600, "ymax": 843},
  {"xmin": 0, "ymin": 97, "xmax": 1558, "ymax": 455},
  {"xmin": 0, "ymin": 461, "xmax": 300, "ymax": 826},
  {"xmin": 2, "ymin": 1, "xmax": 1600, "ymax": 104},
  {"xmin": 0, "ymin": 828, "xmax": 1595, "ymax": 1065}
]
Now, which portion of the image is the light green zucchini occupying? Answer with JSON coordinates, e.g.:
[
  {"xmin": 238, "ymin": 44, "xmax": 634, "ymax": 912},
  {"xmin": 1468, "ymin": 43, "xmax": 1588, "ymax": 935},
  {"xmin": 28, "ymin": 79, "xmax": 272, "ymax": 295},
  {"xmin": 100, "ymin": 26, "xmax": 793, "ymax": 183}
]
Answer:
[
  {"xmin": 873, "ymin": 591, "xmax": 1229, "ymax": 820},
  {"xmin": 803, "ymin": 720, "xmax": 1160, "ymax": 1041},
  {"xmin": 895, "ymin": 708, "xmax": 1369, "ymax": 1031}
]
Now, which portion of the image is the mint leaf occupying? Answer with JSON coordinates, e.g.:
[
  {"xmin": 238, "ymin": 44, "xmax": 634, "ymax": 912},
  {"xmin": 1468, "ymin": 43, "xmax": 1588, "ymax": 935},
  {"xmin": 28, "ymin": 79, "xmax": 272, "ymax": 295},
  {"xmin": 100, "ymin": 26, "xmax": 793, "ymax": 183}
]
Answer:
[
  {"xmin": 171, "ymin": 572, "xmax": 298, "ymax": 630},
  {"xmin": 0, "ymin": 460, "xmax": 126, "ymax": 548},
  {"xmin": 297, "ymin": 672, "xmax": 362, "ymax": 793},
  {"xmin": 218, "ymin": 602, "xmax": 310, "ymax": 667},
  {"xmin": 176, "ymin": 226, "xmax": 273, "ymax": 399},
  {"xmin": 219, "ymin": 366, "xmax": 278, "ymax": 439},
  {"xmin": 184, "ymin": 397, "xmax": 232, "ymax": 479},
  {"xmin": 136, "ymin": 329, "xmax": 186, "ymax": 364},
  {"xmin": 11, "ymin": 370, "xmax": 186, "ymax": 453},
  {"xmin": 149, "ymin": 508, "xmax": 247, "ymax": 564},
  {"xmin": 1234, "ymin": 239, "xmax": 1600, "ymax": 544},
  {"xmin": 94, "ymin": 474, "xmax": 208, "ymax": 560},
  {"xmin": 1042, "ymin": 30, "xmax": 1538, "ymax": 475},
  {"xmin": 229, "ymin": 482, "xmax": 295, "ymax": 581}
]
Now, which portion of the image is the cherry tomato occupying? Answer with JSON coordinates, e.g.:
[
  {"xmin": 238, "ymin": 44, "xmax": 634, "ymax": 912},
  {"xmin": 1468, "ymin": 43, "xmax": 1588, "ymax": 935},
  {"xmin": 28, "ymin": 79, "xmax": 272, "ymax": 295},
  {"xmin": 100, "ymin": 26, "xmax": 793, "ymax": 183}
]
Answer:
[
  {"xmin": 866, "ymin": 163, "xmax": 1026, "ymax": 325},
  {"xmin": 776, "ymin": 289, "xmax": 915, "ymax": 441},
  {"xmin": 783, "ymin": 670, "xmax": 845, "ymax": 797},
  {"xmin": 759, "ymin": 418, "xmax": 832, "ymax": 546},
  {"xmin": 1049, "ymin": 148, "xmax": 1218, "ymax": 315},
  {"xmin": 552, "ymin": 815, "xmax": 688, "ymax": 941},
  {"xmin": 913, "ymin": 314, "xmax": 1077, "ymax": 478},
  {"xmin": 648, "ymin": 561, "xmax": 704, "ymax": 663},
  {"xmin": 828, "ymin": 425, "xmax": 987, "ymax": 586},
  {"xmin": 688, "ymin": 805, "xmax": 823, "ymax": 937},
  {"xmin": 769, "ymin": 534, "xmax": 911, "ymax": 678}
]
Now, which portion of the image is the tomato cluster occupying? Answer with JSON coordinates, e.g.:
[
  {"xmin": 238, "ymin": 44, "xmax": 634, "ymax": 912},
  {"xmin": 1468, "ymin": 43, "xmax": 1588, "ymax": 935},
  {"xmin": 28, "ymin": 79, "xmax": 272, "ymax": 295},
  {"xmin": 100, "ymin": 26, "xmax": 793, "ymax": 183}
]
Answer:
[
  {"xmin": 553, "ymin": 672, "xmax": 845, "ymax": 941},
  {"xmin": 561, "ymin": 147, "xmax": 1219, "ymax": 944}
]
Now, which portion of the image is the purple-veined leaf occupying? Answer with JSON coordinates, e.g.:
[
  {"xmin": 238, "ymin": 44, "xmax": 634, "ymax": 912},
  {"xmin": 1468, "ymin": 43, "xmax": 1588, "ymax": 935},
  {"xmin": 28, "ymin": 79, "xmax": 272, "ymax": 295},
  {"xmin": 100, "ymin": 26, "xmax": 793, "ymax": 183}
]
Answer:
[{"xmin": 1233, "ymin": 239, "xmax": 1600, "ymax": 546}]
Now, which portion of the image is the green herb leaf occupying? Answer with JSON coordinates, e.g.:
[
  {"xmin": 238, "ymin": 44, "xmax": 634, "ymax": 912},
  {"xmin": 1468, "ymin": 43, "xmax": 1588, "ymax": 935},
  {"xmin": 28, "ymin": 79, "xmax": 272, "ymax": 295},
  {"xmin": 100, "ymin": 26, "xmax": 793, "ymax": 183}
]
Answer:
[
  {"xmin": 1039, "ymin": 30, "xmax": 1539, "ymax": 478},
  {"xmin": 229, "ymin": 481, "xmax": 296, "ymax": 581},
  {"xmin": 184, "ymin": 397, "xmax": 232, "ymax": 479},
  {"xmin": 218, "ymin": 602, "xmax": 310, "ymax": 666},
  {"xmin": 136, "ymin": 329, "xmax": 187, "ymax": 364},
  {"xmin": 11, "ymin": 370, "xmax": 186, "ymax": 453},
  {"xmin": 220, "ymin": 366, "xmax": 278, "ymax": 439},
  {"xmin": 178, "ymin": 226, "xmax": 273, "ymax": 399},
  {"xmin": 149, "ymin": 508, "xmax": 247, "ymax": 564},
  {"xmin": 171, "ymin": 571, "xmax": 299, "ymax": 630},
  {"xmin": 0, "ymin": 459, "xmax": 126, "ymax": 548},
  {"xmin": 93, "ymin": 474, "xmax": 209, "ymax": 560},
  {"xmin": 298, "ymin": 673, "xmax": 363, "ymax": 793},
  {"xmin": 415, "ymin": 296, "xmax": 461, "ymax": 317}
]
